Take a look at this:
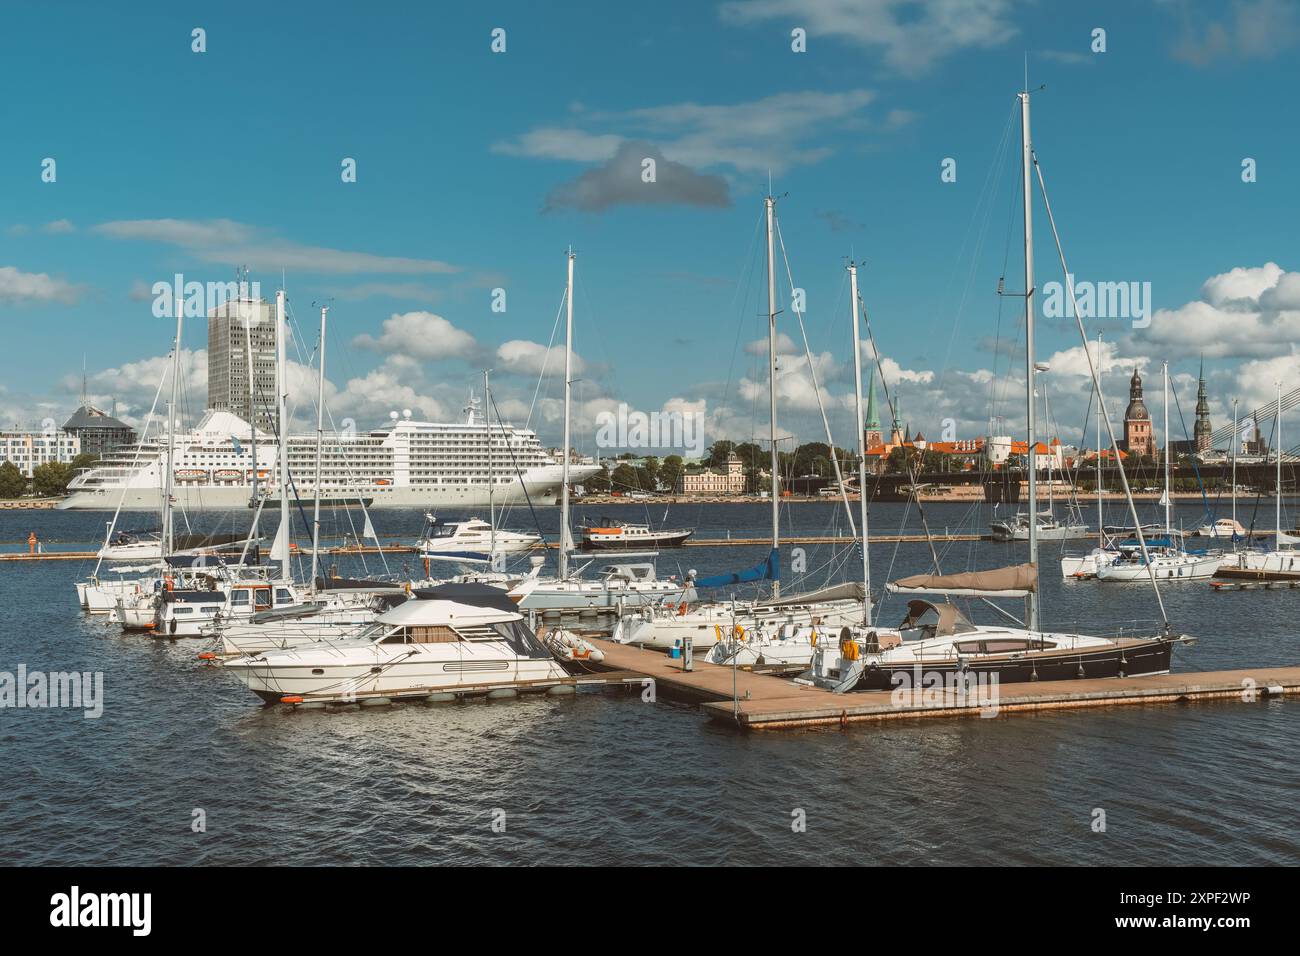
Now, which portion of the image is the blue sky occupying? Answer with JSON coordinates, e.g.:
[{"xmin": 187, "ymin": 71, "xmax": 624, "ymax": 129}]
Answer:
[{"xmin": 3, "ymin": 0, "xmax": 1298, "ymax": 453}]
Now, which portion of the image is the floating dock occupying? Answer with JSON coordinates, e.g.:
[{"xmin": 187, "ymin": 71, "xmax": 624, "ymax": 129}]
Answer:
[{"xmin": 584, "ymin": 639, "xmax": 1299, "ymax": 730}]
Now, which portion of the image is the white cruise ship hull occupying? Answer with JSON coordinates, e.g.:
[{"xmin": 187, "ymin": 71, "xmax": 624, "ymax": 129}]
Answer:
[{"xmin": 60, "ymin": 466, "xmax": 596, "ymax": 511}]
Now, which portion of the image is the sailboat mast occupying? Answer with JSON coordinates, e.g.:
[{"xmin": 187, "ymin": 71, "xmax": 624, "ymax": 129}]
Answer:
[
  {"xmin": 161, "ymin": 293, "xmax": 183, "ymax": 557},
  {"xmin": 1276, "ymin": 383, "xmax": 1282, "ymax": 540},
  {"xmin": 559, "ymin": 249, "xmax": 574, "ymax": 580},
  {"xmin": 848, "ymin": 262, "xmax": 871, "ymax": 625},
  {"xmin": 485, "ymin": 368, "xmax": 496, "ymax": 565},
  {"xmin": 310, "ymin": 305, "xmax": 327, "ymax": 588},
  {"xmin": 1019, "ymin": 89, "xmax": 1038, "ymax": 631},
  {"xmin": 1232, "ymin": 399, "xmax": 1238, "ymax": 529},
  {"xmin": 275, "ymin": 289, "xmax": 291, "ymax": 580},
  {"xmin": 1163, "ymin": 360, "xmax": 1171, "ymax": 537},
  {"xmin": 1096, "ymin": 333, "xmax": 1103, "ymax": 547},
  {"xmin": 765, "ymin": 194, "xmax": 781, "ymax": 598}
]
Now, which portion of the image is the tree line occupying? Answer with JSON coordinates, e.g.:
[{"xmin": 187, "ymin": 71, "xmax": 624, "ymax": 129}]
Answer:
[{"xmin": 0, "ymin": 453, "xmax": 97, "ymax": 499}]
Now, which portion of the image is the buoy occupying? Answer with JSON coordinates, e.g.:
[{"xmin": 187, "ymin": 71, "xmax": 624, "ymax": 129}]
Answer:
[
  {"xmin": 487, "ymin": 688, "xmax": 517, "ymax": 699},
  {"xmin": 196, "ymin": 651, "xmax": 216, "ymax": 661},
  {"xmin": 280, "ymin": 695, "xmax": 305, "ymax": 704},
  {"xmin": 360, "ymin": 697, "xmax": 392, "ymax": 707},
  {"xmin": 547, "ymin": 684, "xmax": 576, "ymax": 696}
]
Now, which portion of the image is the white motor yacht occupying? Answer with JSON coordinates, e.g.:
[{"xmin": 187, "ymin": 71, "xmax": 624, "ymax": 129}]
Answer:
[{"xmin": 223, "ymin": 592, "xmax": 575, "ymax": 704}]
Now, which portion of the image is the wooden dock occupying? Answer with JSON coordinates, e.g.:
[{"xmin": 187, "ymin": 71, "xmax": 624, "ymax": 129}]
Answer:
[{"xmin": 585, "ymin": 639, "xmax": 1300, "ymax": 730}]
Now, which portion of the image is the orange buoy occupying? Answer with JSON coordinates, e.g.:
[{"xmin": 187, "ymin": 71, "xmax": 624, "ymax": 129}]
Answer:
[
  {"xmin": 196, "ymin": 651, "xmax": 216, "ymax": 660},
  {"xmin": 280, "ymin": 695, "xmax": 305, "ymax": 704}
]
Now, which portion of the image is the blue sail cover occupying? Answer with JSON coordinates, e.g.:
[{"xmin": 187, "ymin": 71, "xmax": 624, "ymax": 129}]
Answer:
[{"xmin": 694, "ymin": 548, "xmax": 778, "ymax": 588}]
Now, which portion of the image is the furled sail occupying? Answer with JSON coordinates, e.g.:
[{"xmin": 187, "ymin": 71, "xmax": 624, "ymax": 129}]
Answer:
[
  {"xmin": 887, "ymin": 563, "xmax": 1037, "ymax": 597},
  {"xmin": 693, "ymin": 548, "xmax": 778, "ymax": 588},
  {"xmin": 1278, "ymin": 529, "xmax": 1300, "ymax": 547}
]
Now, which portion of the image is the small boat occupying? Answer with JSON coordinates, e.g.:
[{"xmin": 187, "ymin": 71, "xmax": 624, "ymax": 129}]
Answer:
[
  {"xmin": 579, "ymin": 520, "xmax": 693, "ymax": 551},
  {"xmin": 417, "ymin": 514, "xmax": 539, "ymax": 563},
  {"xmin": 990, "ymin": 511, "xmax": 1088, "ymax": 541},
  {"xmin": 175, "ymin": 469, "xmax": 209, "ymax": 482},
  {"xmin": 511, "ymin": 561, "xmax": 694, "ymax": 610},
  {"xmin": 214, "ymin": 468, "xmax": 244, "ymax": 482},
  {"xmin": 1094, "ymin": 538, "xmax": 1221, "ymax": 582},
  {"xmin": 97, "ymin": 530, "xmax": 164, "ymax": 560},
  {"xmin": 1194, "ymin": 517, "xmax": 1246, "ymax": 539},
  {"xmin": 223, "ymin": 589, "xmax": 575, "ymax": 703}
]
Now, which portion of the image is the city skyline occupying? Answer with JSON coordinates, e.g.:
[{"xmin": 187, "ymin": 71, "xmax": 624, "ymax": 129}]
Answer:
[{"xmin": 3, "ymin": 1, "xmax": 1298, "ymax": 458}]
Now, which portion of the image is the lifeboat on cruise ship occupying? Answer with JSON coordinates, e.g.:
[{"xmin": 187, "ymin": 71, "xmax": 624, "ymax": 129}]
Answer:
[
  {"xmin": 175, "ymin": 469, "xmax": 209, "ymax": 482},
  {"xmin": 214, "ymin": 469, "xmax": 243, "ymax": 482}
]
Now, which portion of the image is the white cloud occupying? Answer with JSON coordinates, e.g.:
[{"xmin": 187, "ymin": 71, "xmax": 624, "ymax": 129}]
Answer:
[
  {"xmin": 42, "ymin": 219, "xmax": 76, "ymax": 234},
  {"xmin": 351, "ymin": 311, "xmax": 478, "ymax": 360},
  {"xmin": 92, "ymin": 218, "xmax": 462, "ymax": 276},
  {"xmin": 1133, "ymin": 262, "xmax": 1300, "ymax": 359},
  {"xmin": 0, "ymin": 265, "xmax": 82, "ymax": 305},
  {"xmin": 719, "ymin": 0, "xmax": 1018, "ymax": 76},
  {"xmin": 1171, "ymin": 0, "xmax": 1300, "ymax": 65},
  {"xmin": 496, "ymin": 339, "xmax": 587, "ymax": 377}
]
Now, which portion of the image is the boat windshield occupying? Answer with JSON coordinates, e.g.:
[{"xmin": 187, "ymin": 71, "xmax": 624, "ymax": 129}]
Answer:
[{"xmin": 491, "ymin": 619, "xmax": 552, "ymax": 659}]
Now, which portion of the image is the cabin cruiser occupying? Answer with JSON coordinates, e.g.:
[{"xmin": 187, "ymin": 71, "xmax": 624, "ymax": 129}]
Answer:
[
  {"xmin": 416, "ymin": 514, "xmax": 539, "ymax": 562},
  {"xmin": 801, "ymin": 566, "xmax": 1182, "ymax": 693},
  {"xmin": 579, "ymin": 519, "xmax": 693, "ymax": 551},
  {"xmin": 509, "ymin": 561, "xmax": 694, "ymax": 611},
  {"xmin": 990, "ymin": 510, "xmax": 1088, "ymax": 542},
  {"xmin": 223, "ymin": 588, "xmax": 578, "ymax": 704},
  {"xmin": 1194, "ymin": 517, "xmax": 1246, "ymax": 539}
]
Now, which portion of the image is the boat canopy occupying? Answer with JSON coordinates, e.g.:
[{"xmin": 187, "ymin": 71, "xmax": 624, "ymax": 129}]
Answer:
[
  {"xmin": 888, "ymin": 563, "xmax": 1038, "ymax": 597},
  {"xmin": 899, "ymin": 599, "xmax": 978, "ymax": 636},
  {"xmin": 378, "ymin": 597, "xmax": 518, "ymax": 628},
  {"xmin": 693, "ymin": 548, "xmax": 778, "ymax": 589}
]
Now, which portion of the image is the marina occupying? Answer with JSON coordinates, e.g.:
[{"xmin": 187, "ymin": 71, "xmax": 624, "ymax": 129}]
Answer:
[{"xmin": 2, "ymin": 2, "xmax": 1297, "ymax": 895}]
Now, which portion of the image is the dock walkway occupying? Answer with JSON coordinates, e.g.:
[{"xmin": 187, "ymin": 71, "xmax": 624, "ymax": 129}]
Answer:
[{"xmin": 586, "ymin": 639, "xmax": 1300, "ymax": 730}]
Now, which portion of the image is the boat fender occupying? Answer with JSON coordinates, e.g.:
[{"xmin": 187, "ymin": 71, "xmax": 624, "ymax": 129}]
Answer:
[
  {"xmin": 678, "ymin": 602, "xmax": 688, "ymax": 616},
  {"xmin": 164, "ymin": 576, "xmax": 174, "ymax": 591},
  {"xmin": 733, "ymin": 624, "xmax": 746, "ymax": 642},
  {"xmin": 809, "ymin": 629, "xmax": 817, "ymax": 647}
]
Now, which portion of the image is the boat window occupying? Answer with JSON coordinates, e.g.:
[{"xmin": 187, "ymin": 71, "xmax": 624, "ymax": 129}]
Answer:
[
  {"xmin": 409, "ymin": 625, "xmax": 460, "ymax": 644},
  {"xmin": 381, "ymin": 628, "xmax": 409, "ymax": 644},
  {"xmin": 172, "ymin": 607, "xmax": 193, "ymax": 615},
  {"xmin": 954, "ymin": 641, "xmax": 983, "ymax": 654},
  {"xmin": 230, "ymin": 590, "xmax": 251, "ymax": 607},
  {"xmin": 254, "ymin": 588, "xmax": 271, "ymax": 607},
  {"xmin": 274, "ymin": 588, "xmax": 292, "ymax": 605},
  {"xmin": 982, "ymin": 639, "xmax": 1031, "ymax": 653}
]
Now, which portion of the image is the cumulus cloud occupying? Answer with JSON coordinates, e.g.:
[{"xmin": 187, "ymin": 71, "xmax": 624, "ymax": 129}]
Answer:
[
  {"xmin": 1132, "ymin": 263, "xmax": 1300, "ymax": 359},
  {"xmin": 1171, "ymin": 0, "xmax": 1299, "ymax": 66},
  {"xmin": 496, "ymin": 339, "xmax": 587, "ymax": 377},
  {"xmin": 351, "ymin": 312, "xmax": 478, "ymax": 360}
]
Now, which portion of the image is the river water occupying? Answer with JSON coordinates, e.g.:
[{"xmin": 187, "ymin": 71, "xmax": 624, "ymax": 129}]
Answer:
[{"xmin": 1, "ymin": 500, "xmax": 1295, "ymax": 865}]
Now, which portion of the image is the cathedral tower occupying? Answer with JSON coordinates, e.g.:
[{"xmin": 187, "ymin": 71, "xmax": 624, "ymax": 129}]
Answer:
[{"xmin": 1124, "ymin": 368, "xmax": 1153, "ymax": 458}]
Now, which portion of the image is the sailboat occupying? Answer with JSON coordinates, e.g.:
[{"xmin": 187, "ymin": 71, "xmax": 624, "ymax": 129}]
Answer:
[
  {"xmin": 805, "ymin": 86, "xmax": 1187, "ymax": 692},
  {"xmin": 1095, "ymin": 362, "xmax": 1221, "ymax": 582},
  {"xmin": 991, "ymin": 363, "xmax": 1087, "ymax": 541},
  {"xmin": 1216, "ymin": 383, "xmax": 1300, "ymax": 579},
  {"xmin": 621, "ymin": 196, "xmax": 866, "ymax": 657},
  {"xmin": 508, "ymin": 250, "xmax": 697, "ymax": 612}
]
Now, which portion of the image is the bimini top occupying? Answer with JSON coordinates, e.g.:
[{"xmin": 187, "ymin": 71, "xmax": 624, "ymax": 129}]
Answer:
[
  {"xmin": 377, "ymin": 597, "xmax": 519, "ymax": 628},
  {"xmin": 899, "ymin": 600, "xmax": 978, "ymax": 636}
]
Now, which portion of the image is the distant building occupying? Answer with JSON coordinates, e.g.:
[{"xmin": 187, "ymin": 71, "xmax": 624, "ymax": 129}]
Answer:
[
  {"xmin": 1193, "ymin": 357, "xmax": 1212, "ymax": 453},
  {"xmin": 1123, "ymin": 368, "xmax": 1153, "ymax": 458},
  {"xmin": 62, "ymin": 404, "xmax": 136, "ymax": 460},
  {"xmin": 1, "ymin": 427, "xmax": 81, "ymax": 478},
  {"xmin": 863, "ymin": 373, "xmax": 883, "ymax": 450},
  {"xmin": 207, "ymin": 294, "xmax": 278, "ymax": 434},
  {"xmin": 682, "ymin": 452, "xmax": 746, "ymax": 495},
  {"xmin": 986, "ymin": 436, "xmax": 1065, "ymax": 471}
]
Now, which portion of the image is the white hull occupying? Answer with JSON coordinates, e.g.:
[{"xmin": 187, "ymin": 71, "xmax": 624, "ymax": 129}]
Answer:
[
  {"xmin": 225, "ymin": 641, "xmax": 570, "ymax": 702},
  {"xmin": 1219, "ymin": 549, "xmax": 1300, "ymax": 574},
  {"xmin": 1095, "ymin": 552, "xmax": 1221, "ymax": 582},
  {"xmin": 616, "ymin": 599, "xmax": 862, "ymax": 651},
  {"xmin": 992, "ymin": 522, "xmax": 1089, "ymax": 541}
]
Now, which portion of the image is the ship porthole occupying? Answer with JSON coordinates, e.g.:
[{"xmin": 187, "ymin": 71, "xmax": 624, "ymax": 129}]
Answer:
[{"xmin": 312, "ymin": 668, "xmax": 325, "ymax": 676}]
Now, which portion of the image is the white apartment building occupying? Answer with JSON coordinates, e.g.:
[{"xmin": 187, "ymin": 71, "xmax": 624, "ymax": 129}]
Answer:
[{"xmin": 2, "ymin": 428, "xmax": 82, "ymax": 477}]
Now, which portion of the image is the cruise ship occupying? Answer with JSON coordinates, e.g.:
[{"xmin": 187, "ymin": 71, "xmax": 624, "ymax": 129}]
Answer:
[{"xmin": 62, "ymin": 403, "xmax": 601, "ymax": 511}]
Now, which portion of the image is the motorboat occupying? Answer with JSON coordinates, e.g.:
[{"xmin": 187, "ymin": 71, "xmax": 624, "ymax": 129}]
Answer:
[
  {"xmin": 223, "ymin": 590, "xmax": 577, "ymax": 704},
  {"xmin": 579, "ymin": 520, "xmax": 693, "ymax": 551},
  {"xmin": 990, "ymin": 510, "xmax": 1088, "ymax": 541},
  {"xmin": 416, "ymin": 514, "xmax": 540, "ymax": 563},
  {"xmin": 510, "ymin": 561, "xmax": 694, "ymax": 611}
]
